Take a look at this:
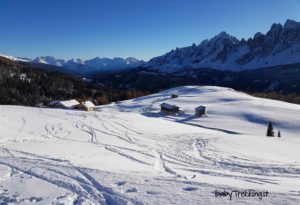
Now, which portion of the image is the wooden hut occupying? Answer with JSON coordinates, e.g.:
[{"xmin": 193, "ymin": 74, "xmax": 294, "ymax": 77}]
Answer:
[
  {"xmin": 58, "ymin": 99, "xmax": 80, "ymax": 109},
  {"xmin": 48, "ymin": 100, "xmax": 60, "ymax": 107},
  {"xmin": 160, "ymin": 103, "xmax": 180, "ymax": 114},
  {"xmin": 195, "ymin": 106, "xmax": 206, "ymax": 117},
  {"xmin": 83, "ymin": 101, "xmax": 95, "ymax": 112}
]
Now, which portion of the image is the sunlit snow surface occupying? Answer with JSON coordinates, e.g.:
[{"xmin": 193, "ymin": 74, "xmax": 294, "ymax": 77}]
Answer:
[{"xmin": 0, "ymin": 86, "xmax": 300, "ymax": 204}]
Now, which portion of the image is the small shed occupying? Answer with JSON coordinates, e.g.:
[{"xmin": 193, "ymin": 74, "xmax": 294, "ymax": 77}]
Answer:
[
  {"xmin": 160, "ymin": 103, "xmax": 180, "ymax": 114},
  {"xmin": 195, "ymin": 106, "xmax": 206, "ymax": 117},
  {"xmin": 171, "ymin": 94, "xmax": 178, "ymax": 98},
  {"xmin": 48, "ymin": 100, "xmax": 60, "ymax": 107},
  {"xmin": 58, "ymin": 99, "xmax": 80, "ymax": 109},
  {"xmin": 83, "ymin": 101, "xmax": 95, "ymax": 112}
]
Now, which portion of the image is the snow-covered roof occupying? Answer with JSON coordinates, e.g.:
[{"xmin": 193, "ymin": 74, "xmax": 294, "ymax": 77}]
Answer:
[
  {"xmin": 48, "ymin": 100, "xmax": 60, "ymax": 106},
  {"xmin": 160, "ymin": 103, "xmax": 179, "ymax": 110},
  {"xmin": 83, "ymin": 101, "xmax": 95, "ymax": 108},
  {"xmin": 59, "ymin": 99, "xmax": 80, "ymax": 108},
  {"xmin": 195, "ymin": 105, "xmax": 206, "ymax": 110}
]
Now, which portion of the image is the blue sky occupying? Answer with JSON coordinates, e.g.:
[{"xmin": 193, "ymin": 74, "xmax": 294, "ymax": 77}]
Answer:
[{"xmin": 1, "ymin": 0, "xmax": 300, "ymax": 60}]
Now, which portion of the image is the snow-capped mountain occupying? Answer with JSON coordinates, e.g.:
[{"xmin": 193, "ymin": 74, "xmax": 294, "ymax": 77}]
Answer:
[
  {"xmin": 33, "ymin": 56, "xmax": 66, "ymax": 67},
  {"xmin": 146, "ymin": 19, "xmax": 300, "ymax": 72},
  {"xmin": 85, "ymin": 57, "xmax": 142, "ymax": 69},
  {"xmin": 0, "ymin": 54, "xmax": 31, "ymax": 62},
  {"xmin": 1, "ymin": 53, "xmax": 144, "ymax": 75},
  {"xmin": 63, "ymin": 58, "xmax": 86, "ymax": 72},
  {"xmin": 33, "ymin": 56, "xmax": 143, "ymax": 74},
  {"xmin": 2, "ymin": 19, "xmax": 300, "ymax": 74}
]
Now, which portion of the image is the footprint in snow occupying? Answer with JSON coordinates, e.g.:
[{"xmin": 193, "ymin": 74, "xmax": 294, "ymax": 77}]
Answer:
[
  {"xmin": 117, "ymin": 181, "xmax": 126, "ymax": 186},
  {"xmin": 183, "ymin": 187, "xmax": 198, "ymax": 192},
  {"xmin": 146, "ymin": 191, "xmax": 161, "ymax": 195},
  {"xmin": 27, "ymin": 197, "xmax": 43, "ymax": 203},
  {"xmin": 126, "ymin": 188, "xmax": 138, "ymax": 193}
]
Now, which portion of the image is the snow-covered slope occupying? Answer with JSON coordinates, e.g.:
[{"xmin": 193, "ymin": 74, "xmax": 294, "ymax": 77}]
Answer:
[
  {"xmin": 146, "ymin": 19, "xmax": 300, "ymax": 72},
  {"xmin": 106, "ymin": 86, "xmax": 300, "ymax": 137},
  {"xmin": 0, "ymin": 54, "xmax": 31, "ymax": 62},
  {"xmin": 0, "ymin": 86, "xmax": 299, "ymax": 204}
]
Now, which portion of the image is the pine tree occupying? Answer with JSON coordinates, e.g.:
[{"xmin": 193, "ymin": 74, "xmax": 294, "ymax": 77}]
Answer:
[
  {"xmin": 266, "ymin": 122, "xmax": 275, "ymax": 137},
  {"xmin": 277, "ymin": 130, "xmax": 281, "ymax": 138}
]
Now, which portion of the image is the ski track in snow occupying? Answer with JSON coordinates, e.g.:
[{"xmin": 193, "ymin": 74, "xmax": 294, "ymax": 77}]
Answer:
[
  {"xmin": 0, "ymin": 148, "xmax": 138, "ymax": 205},
  {"xmin": 0, "ymin": 86, "xmax": 300, "ymax": 204},
  {"xmin": 18, "ymin": 117, "xmax": 26, "ymax": 133}
]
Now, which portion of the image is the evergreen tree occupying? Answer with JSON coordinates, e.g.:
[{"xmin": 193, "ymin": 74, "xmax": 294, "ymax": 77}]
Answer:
[
  {"xmin": 277, "ymin": 130, "xmax": 281, "ymax": 138},
  {"xmin": 266, "ymin": 122, "xmax": 275, "ymax": 137}
]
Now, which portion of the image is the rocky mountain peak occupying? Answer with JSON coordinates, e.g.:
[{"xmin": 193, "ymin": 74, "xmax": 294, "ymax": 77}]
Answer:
[{"xmin": 147, "ymin": 19, "xmax": 300, "ymax": 72}]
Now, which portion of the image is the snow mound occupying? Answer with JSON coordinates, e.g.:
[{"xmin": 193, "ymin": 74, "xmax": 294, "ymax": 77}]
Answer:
[{"xmin": 102, "ymin": 86, "xmax": 300, "ymax": 137}]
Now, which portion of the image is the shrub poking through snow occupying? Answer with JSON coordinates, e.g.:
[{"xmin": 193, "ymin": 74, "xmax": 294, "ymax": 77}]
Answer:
[{"xmin": 278, "ymin": 130, "xmax": 281, "ymax": 138}]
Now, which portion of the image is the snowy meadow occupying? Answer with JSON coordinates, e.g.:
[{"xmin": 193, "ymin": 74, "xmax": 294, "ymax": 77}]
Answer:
[{"xmin": 0, "ymin": 86, "xmax": 299, "ymax": 204}]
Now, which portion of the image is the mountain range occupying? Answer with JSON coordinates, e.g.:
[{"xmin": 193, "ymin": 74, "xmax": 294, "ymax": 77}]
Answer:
[
  {"xmin": 1, "ymin": 19, "xmax": 300, "ymax": 75},
  {"xmin": 146, "ymin": 19, "xmax": 300, "ymax": 72},
  {"xmin": 0, "ymin": 54, "xmax": 144, "ymax": 75},
  {"xmin": 33, "ymin": 56, "xmax": 144, "ymax": 74}
]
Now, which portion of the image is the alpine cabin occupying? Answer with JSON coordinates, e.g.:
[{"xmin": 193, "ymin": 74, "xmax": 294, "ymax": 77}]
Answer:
[
  {"xmin": 82, "ymin": 101, "xmax": 95, "ymax": 112},
  {"xmin": 171, "ymin": 94, "xmax": 178, "ymax": 98},
  {"xmin": 160, "ymin": 103, "xmax": 180, "ymax": 114},
  {"xmin": 58, "ymin": 99, "xmax": 80, "ymax": 109},
  {"xmin": 195, "ymin": 106, "xmax": 206, "ymax": 117}
]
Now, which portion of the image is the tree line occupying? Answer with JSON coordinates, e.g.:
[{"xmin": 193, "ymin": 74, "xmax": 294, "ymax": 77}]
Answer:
[{"xmin": 250, "ymin": 92, "xmax": 300, "ymax": 105}]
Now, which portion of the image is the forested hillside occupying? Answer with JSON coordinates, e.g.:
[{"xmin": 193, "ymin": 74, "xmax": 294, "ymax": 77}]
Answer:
[
  {"xmin": 94, "ymin": 64, "xmax": 300, "ymax": 105},
  {"xmin": 0, "ymin": 57, "xmax": 148, "ymax": 106}
]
